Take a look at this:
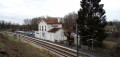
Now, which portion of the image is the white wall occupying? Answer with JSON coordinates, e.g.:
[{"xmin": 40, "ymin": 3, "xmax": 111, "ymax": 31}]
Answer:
[
  {"xmin": 38, "ymin": 20, "xmax": 48, "ymax": 39},
  {"xmin": 47, "ymin": 33, "xmax": 55, "ymax": 42},
  {"xmin": 38, "ymin": 19, "xmax": 62, "ymax": 32},
  {"xmin": 73, "ymin": 34, "xmax": 80, "ymax": 45},
  {"xmin": 35, "ymin": 31, "xmax": 39, "ymax": 38},
  {"xmin": 54, "ymin": 29, "xmax": 67, "ymax": 41},
  {"xmin": 38, "ymin": 20, "xmax": 48, "ymax": 32},
  {"xmin": 45, "ymin": 29, "xmax": 67, "ymax": 42}
]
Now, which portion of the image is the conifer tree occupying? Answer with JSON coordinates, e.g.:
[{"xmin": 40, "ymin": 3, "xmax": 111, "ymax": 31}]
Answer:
[{"xmin": 77, "ymin": 0, "xmax": 107, "ymax": 46}]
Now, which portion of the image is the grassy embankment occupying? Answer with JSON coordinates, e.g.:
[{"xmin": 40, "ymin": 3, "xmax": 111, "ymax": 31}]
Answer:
[{"xmin": 0, "ymin": 33, "xmax": 58, "ymax": 57}]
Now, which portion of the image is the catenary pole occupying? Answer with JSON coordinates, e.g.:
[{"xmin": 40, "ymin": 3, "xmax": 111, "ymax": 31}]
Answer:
[{"xmin": 76, "ymin": 24, "xmax": 79, "ymax": 57}]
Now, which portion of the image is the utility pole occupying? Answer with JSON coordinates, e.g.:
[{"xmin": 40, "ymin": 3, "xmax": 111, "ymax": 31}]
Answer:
[
  {"xmin": 92, "ymin": 38, "xmax": 94, "ymax": 52},
  {"xmin": 76, "ymin": 24, "xmax": 79, "ymax": 57}
]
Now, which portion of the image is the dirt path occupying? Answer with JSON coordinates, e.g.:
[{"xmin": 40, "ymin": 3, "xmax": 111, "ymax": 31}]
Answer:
[{"xmin": 0, "ymin": 33, "xmax": 45, "ymax": 57}]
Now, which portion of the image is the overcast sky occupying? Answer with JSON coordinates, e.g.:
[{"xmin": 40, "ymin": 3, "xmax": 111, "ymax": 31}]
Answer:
[{"xmin": 0, "ymin": 0, "xmax": 120, "ymax": 24}]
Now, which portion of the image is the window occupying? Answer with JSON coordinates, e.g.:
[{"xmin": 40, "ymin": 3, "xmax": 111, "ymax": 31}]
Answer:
[
  {"xmin": 51, "ymin": 25, "xmax": 58, "ymax": 28},
  {"xmin": 42, "ymin": 26, "xmax": 43, "ymax": 31},
  {"xmin": 40, "ymin": 26, "xmax": 41, "ymax": 31},
  {"xmin": 42, "ymin": 33, "xmax": 44, "ymax": 37},
  {"xmin": 45, "ymin": 26, "xmax": 46, "ymax": 31}
]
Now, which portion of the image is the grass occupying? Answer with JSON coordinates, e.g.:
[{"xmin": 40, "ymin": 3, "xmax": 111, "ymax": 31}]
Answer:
[
  {"xmin": 25, "ymin": 43, "xmax": 49, "ymax": 57},
  {"xmin": 103, "ymin": 40, "xmax": 117, "ymax": 49},
  {"xmin": 23, "ymin": 41, "xmax": 58, "ymax": 57},
  {"xmin": 2, "ymin": 33, "xmax": 58, "ymax": 57},
  {"xmin": 2, "ymin": 33, "xmax": 22, "ymax": 43},
  {"xmin": 0, "ymin": 42, "xmax": 4, "ymax": 47}
]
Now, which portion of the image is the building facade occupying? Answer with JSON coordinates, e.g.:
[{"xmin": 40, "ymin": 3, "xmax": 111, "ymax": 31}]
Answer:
[{"xmin": 35, "ymin": 18, "xmax": 67, "ymax": 42}]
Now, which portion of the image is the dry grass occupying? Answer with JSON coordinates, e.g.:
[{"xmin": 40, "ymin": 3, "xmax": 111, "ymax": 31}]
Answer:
[
  {"xmin": 103, "ymin": 40, "xmax": 117, "ymax": 49},
  {"xmin": 0, "ymin": 33, "xmax": 47, "ymax": 57}
]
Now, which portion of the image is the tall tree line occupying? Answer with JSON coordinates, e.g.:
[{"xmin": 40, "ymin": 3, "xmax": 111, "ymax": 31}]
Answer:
[
  {"xmin": 22, "ymin": 17, "xmax": 43, "ymax": 31},
  {"xmin": 22, "ymin": 16, "xmax": 61, "ymax": 31},
  {"xmin": 63, "ymin": 12, "xmax": 78, "ymax": 29},
  {"xmin": 0, "ymin": 20, "xmax": 20, "ymax": 31}
]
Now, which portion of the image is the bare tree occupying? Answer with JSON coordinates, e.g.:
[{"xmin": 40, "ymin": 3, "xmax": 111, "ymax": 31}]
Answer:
[
  {"xmin": 31, "ymin": 17, "xmax": 42, "ymax": 30},
  {"xmin": 23, "ymin": 19, "xmax": 31, "ymax": 31},
  {"xmin": 63, "ymin": 12, "xmax": 78, "ymax": 29},
  {"xmin": 63, "ymin": 12, "xmax": 78, "ymax": 46}
]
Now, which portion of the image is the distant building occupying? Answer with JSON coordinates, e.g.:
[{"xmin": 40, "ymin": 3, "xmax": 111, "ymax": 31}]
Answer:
[
  {"xmin": 35, "ymin": 18, "xmax": 67, "ymax": 42},
  {"xmin": 105, "ymin": 25, "xmax": 118, "ymax": 33}
]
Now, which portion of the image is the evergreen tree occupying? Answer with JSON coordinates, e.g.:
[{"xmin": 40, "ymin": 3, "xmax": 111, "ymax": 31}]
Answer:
[
  {"xmin": 108, "ymin": 21, "xmax": 113, "ymax": 26},
  {"xmin": 77, "ymin": 0, "xmax": 107, "ymax": 46}
]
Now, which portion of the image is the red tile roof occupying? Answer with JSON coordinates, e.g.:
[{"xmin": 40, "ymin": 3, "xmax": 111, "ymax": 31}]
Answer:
[
  {"xmin": 105, "ymin": 25, "xmax": 117, "ymax": 31},
  {"xmin": 43, "ymin": 18, "xmax": 62, "ymax": 24},
  {"xmin": 48, "ymin": 28, "xmax": 61, "ymax": 33},
  {"xmin": 70, "ymin": 35, "xmax": 74, "ymax": 38},
  {"xmin": 105, "ymin": 26, "xmax": 117, "ymax": 29}
]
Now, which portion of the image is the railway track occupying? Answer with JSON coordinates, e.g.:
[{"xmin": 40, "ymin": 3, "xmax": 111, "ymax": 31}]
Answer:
[{"xmin": 5, "ymin": 32, "xmax": 88, "ymax": 57}]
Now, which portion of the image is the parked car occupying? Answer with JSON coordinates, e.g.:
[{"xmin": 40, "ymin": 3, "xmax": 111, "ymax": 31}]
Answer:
[{"xmin": 26, "ymin": 31, "xmax": 35, "ymax": 37}]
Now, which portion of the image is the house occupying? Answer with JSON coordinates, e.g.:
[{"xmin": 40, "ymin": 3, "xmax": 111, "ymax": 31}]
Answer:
[
  {"xmin": 105, "ymin": 25, "xmax": 118, "ymax": 33},
  {"xmin": 35, "ymin": 18, "xmax": 67, "ymax": 42}
]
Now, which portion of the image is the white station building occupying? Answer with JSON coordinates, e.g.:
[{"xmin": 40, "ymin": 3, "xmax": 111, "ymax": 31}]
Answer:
[{"xmin": 35, "ymin": 18, "xmax": 67, "ymax": 42}]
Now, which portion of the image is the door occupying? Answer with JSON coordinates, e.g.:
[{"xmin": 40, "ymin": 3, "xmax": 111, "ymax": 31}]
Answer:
[
  {"xmin": 50, "ymin": 34, "xmax": 52, "ymax": 41},
  {"xmin": 45, "ymin": 33, "xmax": 47, "ymax": 40}
]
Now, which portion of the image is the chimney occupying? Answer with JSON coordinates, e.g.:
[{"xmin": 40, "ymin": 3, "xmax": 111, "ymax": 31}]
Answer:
[{"xmin": 58, "ymin": 18, "xmax": 60, "ymax": 23}]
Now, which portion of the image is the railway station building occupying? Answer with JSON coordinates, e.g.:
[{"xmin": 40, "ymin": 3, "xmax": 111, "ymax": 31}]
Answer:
[{"xmin": 35, "ymin": 18, "xmax": 67, "ymax": 42}]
